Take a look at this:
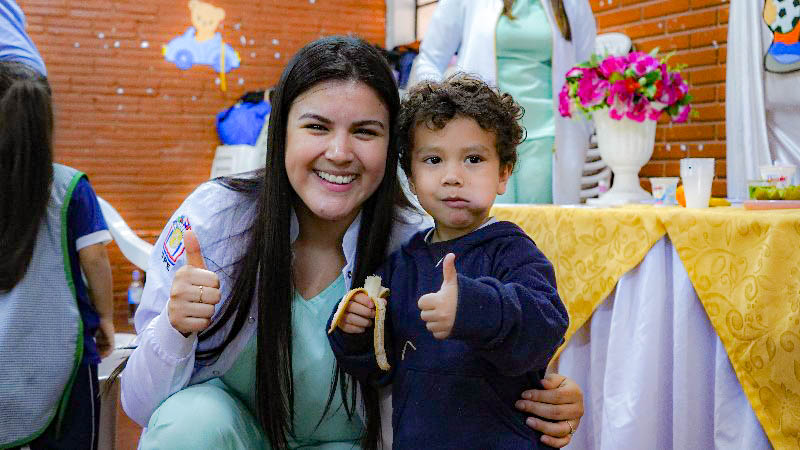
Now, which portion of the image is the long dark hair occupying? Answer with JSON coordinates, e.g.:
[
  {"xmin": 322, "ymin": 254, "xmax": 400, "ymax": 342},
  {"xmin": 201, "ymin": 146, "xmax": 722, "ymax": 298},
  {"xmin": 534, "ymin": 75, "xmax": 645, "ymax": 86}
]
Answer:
[
  {"xmin": 0, "ymin": 61, "xmax": 54, "ymax": 291},
  {"xmin": 198, "ymin": 36, "xmax": 409, "ymax": 449},
  {"xmin": 503, "ymin": 0, "xmax": 572, "ymax": 41}
]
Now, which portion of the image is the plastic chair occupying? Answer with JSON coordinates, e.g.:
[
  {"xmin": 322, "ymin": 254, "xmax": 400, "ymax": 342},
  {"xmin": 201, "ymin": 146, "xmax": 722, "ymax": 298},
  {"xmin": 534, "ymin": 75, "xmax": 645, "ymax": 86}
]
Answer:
[
  {"xmin": 97, "ymin": 333, "xmax": 137, "ymax": 450},
  {"xmin": 97, "ymin": 197, "xmax": 152, "ymax": 271}
]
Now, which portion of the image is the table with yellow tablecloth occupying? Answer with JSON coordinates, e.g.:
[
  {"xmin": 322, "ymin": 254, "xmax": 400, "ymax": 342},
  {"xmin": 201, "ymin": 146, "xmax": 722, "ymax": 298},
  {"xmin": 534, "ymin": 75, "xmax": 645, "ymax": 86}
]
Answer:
[{"xmin": 491, "ymin": 204, "xmax": 800, "ymax": 449}]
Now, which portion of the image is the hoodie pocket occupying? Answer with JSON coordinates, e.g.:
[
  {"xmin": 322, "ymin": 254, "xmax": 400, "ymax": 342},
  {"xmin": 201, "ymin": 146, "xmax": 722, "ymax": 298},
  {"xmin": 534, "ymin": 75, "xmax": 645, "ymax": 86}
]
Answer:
[{"xmin": 392, "ymin": 367, "xmax": 533, "ymax": 444}]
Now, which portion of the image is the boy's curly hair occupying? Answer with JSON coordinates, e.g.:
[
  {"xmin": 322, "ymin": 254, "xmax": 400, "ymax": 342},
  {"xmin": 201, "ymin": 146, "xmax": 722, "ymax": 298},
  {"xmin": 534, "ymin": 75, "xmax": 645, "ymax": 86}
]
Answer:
[{"xmin": 397, "ymin": 73, "xmax": 525, "ymax": 176}]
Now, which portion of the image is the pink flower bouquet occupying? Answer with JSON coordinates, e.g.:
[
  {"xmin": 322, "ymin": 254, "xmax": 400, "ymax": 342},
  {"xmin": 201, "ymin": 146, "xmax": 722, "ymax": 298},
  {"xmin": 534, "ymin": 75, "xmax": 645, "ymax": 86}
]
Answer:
[{"xmin": 558, "ymin": 50, "xmax": 693, "ymax": 123}]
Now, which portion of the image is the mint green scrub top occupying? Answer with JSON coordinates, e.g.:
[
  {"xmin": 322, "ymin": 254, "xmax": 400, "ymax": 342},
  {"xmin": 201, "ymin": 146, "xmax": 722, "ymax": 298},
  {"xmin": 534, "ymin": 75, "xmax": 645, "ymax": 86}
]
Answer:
[
  {"xmin": 221, "ymin": 274, "xmax": 364, "ymax": 449},
  {"xmin": 495, "ymin": 0, "xmax": 556, "ymax": 204}
]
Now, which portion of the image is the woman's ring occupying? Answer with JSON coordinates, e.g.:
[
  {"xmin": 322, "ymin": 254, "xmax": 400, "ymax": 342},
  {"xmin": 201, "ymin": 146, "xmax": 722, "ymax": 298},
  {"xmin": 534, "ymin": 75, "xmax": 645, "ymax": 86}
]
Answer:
[
  {"xmin": 198, "ymin": 285, "xmax": 204, "ymax": 303},
  {"xmin": 566, "ymin": 419, "xmax": 576, "ymax": 436}
]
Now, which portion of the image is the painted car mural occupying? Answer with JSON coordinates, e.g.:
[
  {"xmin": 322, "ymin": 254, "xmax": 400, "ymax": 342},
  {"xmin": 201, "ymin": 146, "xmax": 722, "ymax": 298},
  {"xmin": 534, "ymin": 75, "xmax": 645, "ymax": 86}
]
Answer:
[{"xmin": 163, "ymin": 26, "xmax": 240, "ymax": 72}]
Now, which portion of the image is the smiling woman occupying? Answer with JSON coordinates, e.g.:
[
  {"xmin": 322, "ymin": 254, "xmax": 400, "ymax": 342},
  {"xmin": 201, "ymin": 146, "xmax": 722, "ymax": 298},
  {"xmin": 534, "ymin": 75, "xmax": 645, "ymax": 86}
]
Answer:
[{"xmin": 285, "ymin": 80, "xmax": 389, "ymax": 226}]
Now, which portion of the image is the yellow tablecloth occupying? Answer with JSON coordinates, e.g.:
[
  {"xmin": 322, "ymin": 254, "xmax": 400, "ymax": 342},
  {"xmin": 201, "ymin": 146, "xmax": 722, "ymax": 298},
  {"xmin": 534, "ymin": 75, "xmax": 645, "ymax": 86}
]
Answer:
[{"xmin": 491, "ymin": 204, "xmax": 800, "ymax": 449}]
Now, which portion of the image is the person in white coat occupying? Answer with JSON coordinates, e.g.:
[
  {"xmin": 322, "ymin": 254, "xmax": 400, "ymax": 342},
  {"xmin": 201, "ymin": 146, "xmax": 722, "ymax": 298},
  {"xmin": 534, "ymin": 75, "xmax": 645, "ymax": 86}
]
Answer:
[{"xmin": 414, "ymin": 0, "xmax": 596, "ymax": 204}]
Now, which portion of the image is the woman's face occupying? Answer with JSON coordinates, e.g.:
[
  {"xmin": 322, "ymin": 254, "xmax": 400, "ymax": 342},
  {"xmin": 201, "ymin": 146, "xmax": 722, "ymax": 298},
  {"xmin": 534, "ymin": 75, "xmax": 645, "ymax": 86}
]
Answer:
[{"xmin": 285, "ymin": 80, "xmax": 390, "ymax": 225}]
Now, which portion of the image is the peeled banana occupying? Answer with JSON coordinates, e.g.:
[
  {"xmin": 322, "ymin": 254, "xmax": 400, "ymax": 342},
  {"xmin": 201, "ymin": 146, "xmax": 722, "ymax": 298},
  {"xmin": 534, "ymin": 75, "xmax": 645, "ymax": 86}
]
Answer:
[{"xmin": 328, "ymin": 275, "xmax": 391, "ymax": 370}]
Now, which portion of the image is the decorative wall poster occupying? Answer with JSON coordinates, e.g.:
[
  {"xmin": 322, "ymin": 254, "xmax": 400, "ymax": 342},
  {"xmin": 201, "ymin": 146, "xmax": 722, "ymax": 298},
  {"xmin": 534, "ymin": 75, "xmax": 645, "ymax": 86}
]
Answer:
[
  {"xmin": 763, "ymin": 0, "xmax": 800, "ymax": 72},
  {"xmin": 163, "ymin": 0, "xmax": 241, "ymax": 90}
]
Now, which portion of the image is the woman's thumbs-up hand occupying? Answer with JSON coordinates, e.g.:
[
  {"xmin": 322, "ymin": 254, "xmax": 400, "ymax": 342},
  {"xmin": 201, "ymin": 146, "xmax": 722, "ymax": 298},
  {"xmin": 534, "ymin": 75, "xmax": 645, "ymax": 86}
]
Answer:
[
  {"xmin": 168, "ymin": 230, "xmax": 222, "ymax": 336},
  {"xmin": 417, "ymin": 253, "xmax": 459, "ymax": 340}
]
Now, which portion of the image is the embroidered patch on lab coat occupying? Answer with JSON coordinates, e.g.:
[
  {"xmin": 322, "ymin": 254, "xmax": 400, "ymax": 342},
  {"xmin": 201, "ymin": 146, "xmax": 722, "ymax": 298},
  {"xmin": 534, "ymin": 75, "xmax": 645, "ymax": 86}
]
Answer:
[{"xmin": 161, "ymin": 215, "xmax": 192, "ymax": 271}]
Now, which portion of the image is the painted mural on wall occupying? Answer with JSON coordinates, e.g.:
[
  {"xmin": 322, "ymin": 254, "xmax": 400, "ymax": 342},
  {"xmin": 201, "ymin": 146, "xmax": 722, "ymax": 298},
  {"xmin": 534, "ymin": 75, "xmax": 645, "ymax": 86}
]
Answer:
[
  {"xmin": 763, "ymin": 0, "xmax": 800, "ymax": 72},
  {"xmin": 163, "ymin": 0, "xmax": 240, "ymax": 90}
]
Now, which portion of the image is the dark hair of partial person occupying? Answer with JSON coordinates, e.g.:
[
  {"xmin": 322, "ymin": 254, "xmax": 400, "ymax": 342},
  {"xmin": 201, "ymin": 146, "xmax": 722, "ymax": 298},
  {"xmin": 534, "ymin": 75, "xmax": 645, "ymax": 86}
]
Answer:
[
  {"xmin": 0, "ymin": 61, "xmax": 54, "ymax": 292},
  {"xmin": 397, "ymin": 72, "xmax": 524, "ymax": 177},
  {"xmin": 191, "ymin": 35, "xmax": 409, "ymax": 450},
  {"xmin": 503, "ymin": 0, "xmax": 571, "ymax": 40}
]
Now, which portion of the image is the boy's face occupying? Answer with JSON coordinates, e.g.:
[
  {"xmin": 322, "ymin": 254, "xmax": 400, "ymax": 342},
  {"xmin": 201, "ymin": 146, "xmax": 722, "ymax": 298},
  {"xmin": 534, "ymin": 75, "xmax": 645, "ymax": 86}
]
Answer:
[{"xmin": 409, "ymin": 116, "xmax": 510, "ymax": 242}]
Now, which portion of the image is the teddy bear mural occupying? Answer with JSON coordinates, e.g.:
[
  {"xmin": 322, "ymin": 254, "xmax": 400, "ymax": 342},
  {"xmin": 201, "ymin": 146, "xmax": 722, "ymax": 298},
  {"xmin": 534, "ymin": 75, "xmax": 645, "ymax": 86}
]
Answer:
[{"xmin": 163, "ymin": 0, "xmax": 241, "ymax": 90}]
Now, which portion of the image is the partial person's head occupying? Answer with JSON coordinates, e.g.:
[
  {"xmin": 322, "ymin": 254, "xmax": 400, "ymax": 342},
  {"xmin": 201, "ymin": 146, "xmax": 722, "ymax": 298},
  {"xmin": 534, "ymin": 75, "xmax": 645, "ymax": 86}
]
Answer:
[
  {"xmin": 265, "ymin": 35, "xmax": 402, "ymax": 226},
  {"xmin": 0, "ymin": 61, "xmax": 54, "ymax": 291},
  {"xmin": 397, "ymin": 73, "xmax": 523, "ymax": 240}
]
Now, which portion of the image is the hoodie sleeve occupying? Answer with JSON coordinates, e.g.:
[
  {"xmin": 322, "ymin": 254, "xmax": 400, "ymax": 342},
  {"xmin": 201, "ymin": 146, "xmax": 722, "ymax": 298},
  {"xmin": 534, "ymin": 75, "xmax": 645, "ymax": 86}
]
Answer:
[{"xmin": 448, "ymin": 235, "xmax": 568, "ymax": 376}]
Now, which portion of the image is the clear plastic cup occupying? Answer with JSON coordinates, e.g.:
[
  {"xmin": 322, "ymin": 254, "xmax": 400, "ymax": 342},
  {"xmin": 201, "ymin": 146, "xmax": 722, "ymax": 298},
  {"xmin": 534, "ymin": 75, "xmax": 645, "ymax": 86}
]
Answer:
[
  {"xmin": 680, "ymin": 158, "xmax": 715, "ymax": 208},
  {"xmin": 759, "ymin": 164, "xmax": 796, "ymax": 188},
  {"xmin": 650, "ymin": 177, "xmax": 680, "ymax": 204}
]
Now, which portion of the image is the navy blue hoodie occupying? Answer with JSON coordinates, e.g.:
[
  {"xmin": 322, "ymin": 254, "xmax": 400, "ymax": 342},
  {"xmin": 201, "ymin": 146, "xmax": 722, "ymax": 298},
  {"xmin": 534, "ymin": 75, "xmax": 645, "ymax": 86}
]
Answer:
[{"xmin": 329, "ymin": 221, "xmax": 568, "ymax": 449}]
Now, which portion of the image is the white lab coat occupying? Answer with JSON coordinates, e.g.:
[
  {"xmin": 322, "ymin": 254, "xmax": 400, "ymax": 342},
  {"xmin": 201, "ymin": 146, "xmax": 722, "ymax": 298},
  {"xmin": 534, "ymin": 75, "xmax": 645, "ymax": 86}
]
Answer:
[{"xmin": 413, "ymin": 0, "xmax": 597, "ymax": 204}]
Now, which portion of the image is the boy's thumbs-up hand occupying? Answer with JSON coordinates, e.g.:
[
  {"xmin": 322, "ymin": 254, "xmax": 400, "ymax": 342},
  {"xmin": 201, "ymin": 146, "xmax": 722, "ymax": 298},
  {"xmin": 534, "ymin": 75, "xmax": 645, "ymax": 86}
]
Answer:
[
  {"xmin": 168, "ymin": 229, "xmax": 222, "ymax": 336},
  {"xmin": 417, "ymin": 253, "xmax": 458, "ymax": 340}
]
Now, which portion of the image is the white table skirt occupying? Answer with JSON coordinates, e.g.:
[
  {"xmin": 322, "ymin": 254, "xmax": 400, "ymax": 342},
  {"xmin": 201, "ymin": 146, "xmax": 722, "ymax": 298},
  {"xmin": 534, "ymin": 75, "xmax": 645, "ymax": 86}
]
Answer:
[{"xmin": 558, "ymin": 237, "xmax": 772, "ymax": 449}]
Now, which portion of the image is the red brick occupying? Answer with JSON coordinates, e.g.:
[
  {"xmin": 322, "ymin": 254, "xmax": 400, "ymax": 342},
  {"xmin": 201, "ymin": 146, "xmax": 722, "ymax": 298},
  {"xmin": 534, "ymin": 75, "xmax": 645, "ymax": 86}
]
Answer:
[
  {"xmin": 688, "ymin": 143, "xmax": 726, "ymax": 158},
  {"xmin": 717, "ymin": 123, "xmax": 726, "ymax": 140},
  {"xmin": 589, "ymin": 0, "xmax": 619, "ymax": 13},
  {"xmin": 718, "ymin": 5, "xmax": 730, "ymax": 24},
  {"xmin": 690, "ymin": 85, "xmax": 716, "ymax": 103},
  {"xmin": 637, "ymin": 34, "xmax": 691, "ymax": 53},
  {"xmin": 711, "ymin": 180, "xmax": 726, "ymax": 197},
  {"xmin": 692, "ymin": 103, "xmax": 725, "ymax": 122},
  {"xmin": 689, "ymin": 66, "xmax": 726, "ymax": 85},
  {"xmin": 718, "ymin": 45, "xmax": 727, "ymax": 63},
  {"xmin": 715, "ymin": 159, "xmax": 726, "ymax": 177},
  {"xmin": 596, "ymin": 7, "xmax": 642, "ymax": 29},
  {"xmin": 643, "ymin": 0, "xmax": 690, "ymax": 19},
  {"xmin": 652, "ymin": 142, "xmax": 690, "ymax": 159},
  {"xmin": 618, "ymin": 19, "xmax": 666, "ymax": 40},
  {"xmin": 690, "ymin": 27, "xmax": 728, "ymax": 47},
  {"xmin": 671, "ymin": 48, "xmax": 718, "ymax": 67},
  {"xmin": 640, "ymin": 161, "xmax": 666, "ymax": 177},
  {"xmin": 664, "ymin": 160, "xmax": 681, "ymax": 177},
  {"xmin": 717, "ymin": 83, "xmax": 726, "ymax": 101},
  {"xmin": 666, "ymin": 10, "xmax": 716, "ymax": 33},
  {"xmin": 665, "ymin": 124, "xmax": 715, "ymax": 141},
  {"xmin": 689, "ymin": 0, "xmax": 726, "ymax": 7}
]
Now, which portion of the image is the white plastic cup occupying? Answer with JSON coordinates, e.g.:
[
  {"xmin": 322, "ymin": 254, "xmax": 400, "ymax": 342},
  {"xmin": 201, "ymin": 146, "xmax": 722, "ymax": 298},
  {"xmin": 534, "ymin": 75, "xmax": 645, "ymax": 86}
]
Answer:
[
  {"xmin": 680, "ymin": 158, "xmax": 715, "ymax": 208},
  {"xmin": 650, "ymin": 177, "xmax": 680, "ymax": 204}
]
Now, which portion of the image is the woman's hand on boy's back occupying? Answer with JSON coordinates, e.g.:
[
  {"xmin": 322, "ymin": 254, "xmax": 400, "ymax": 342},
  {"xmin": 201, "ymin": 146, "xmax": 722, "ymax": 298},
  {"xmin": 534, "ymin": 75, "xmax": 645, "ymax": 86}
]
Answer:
[
  {"xmin": 418, "ymin": 253, "xmax": 458, "ymax": 340},
  {"xmin": 516, "ymin": 373, "xmax": 584, "ymax": 448},
  {"xmin": 168, "ymin": 230, "xmax": 221, "ymax": 336},
  {"xmin": 339, "ymin": 293, "xmax": 376, "ymax": 334}
]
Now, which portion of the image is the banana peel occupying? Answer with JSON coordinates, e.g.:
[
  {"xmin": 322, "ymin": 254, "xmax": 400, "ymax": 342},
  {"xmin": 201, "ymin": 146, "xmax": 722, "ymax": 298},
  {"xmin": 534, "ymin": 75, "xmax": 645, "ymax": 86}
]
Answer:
[
  {"xmin": 709, "ymin": 197, "xmax": 730, "ymax": 207},
  {"xmin": 328, "ymin": 275, "xmax": 391, "ymax": 370}
]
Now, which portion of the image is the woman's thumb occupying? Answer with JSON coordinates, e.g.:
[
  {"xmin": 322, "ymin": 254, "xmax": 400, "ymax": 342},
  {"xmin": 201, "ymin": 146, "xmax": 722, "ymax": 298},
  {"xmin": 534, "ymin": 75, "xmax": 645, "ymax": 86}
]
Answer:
[{"xmin": 183, "ymin": 230, "xmax": 206, "ymax": 269}]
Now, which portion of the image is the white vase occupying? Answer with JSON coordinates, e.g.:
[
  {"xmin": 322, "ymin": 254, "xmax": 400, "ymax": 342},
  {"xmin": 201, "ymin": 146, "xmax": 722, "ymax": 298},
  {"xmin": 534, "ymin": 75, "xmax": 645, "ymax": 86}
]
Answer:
[{"xmin": 588, "ymin": 110, "xmax": 657, "ymax": 205}]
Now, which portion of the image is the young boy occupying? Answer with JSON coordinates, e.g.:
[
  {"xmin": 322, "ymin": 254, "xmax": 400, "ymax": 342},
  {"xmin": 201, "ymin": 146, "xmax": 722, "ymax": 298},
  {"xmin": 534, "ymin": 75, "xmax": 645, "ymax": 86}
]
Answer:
[{"xmin": 328, "ymin": 74, "xmax": 568, "ymax": 449}]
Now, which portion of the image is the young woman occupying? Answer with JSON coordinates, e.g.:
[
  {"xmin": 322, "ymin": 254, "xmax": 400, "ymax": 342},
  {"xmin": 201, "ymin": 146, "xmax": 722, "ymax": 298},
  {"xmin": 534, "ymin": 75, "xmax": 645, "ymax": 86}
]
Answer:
[
  {"xmin": 122, "ymin": 36, "xmax": 584, "ymax": 449},
  {"xmin": 414, "ymin": 0, "xmax": 597, "ymax": 205}
]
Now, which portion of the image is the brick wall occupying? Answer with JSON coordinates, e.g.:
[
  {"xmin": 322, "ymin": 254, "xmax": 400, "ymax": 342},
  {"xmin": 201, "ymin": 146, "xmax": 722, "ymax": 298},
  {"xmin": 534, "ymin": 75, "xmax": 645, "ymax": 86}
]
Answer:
[
  {"xmin": 20, "ymin": 0, "xmax": 386, "ymax": 330},
  {"xmin": 590, "ymin": 0, "xmax": 728, "ymax": 196}
]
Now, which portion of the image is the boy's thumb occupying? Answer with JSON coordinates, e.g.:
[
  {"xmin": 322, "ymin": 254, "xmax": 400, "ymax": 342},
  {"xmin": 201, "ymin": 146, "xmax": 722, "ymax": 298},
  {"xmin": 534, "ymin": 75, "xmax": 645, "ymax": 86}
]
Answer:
[
  {"xmin": 183, "ymin": 230, "xmax": 206, "ymax": 269},
  {"xmin": 441, "ymin": 253, "xmax": 457, "ymax": 288}
]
